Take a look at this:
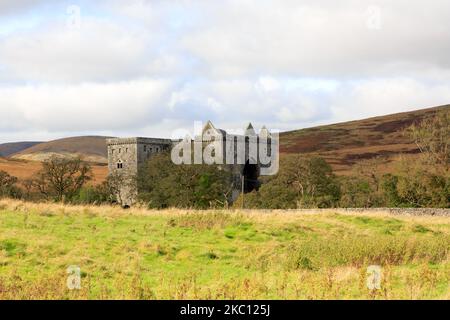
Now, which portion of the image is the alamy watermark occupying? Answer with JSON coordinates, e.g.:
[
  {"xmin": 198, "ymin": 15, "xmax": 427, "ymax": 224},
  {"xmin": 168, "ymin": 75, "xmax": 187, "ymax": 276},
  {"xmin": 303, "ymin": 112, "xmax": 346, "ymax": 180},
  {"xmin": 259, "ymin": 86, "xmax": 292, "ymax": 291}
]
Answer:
[
  {"xmin": 365, "ymin": 5, "xmax": 383, "ymax": 30},
  {"xmin": 366, "ymin": 265, "xmax": 382, "ymax": 290},
  {"xmin": 67, "ymin": 265, "xmax": 81, "ymax": 290},
  {"xmin": 170, "ymin": 121, "xmax": 279, "ymax": 176},
  {"xmin": 66, "ymin": 5, "xmax": 82, "ymax": 30}
]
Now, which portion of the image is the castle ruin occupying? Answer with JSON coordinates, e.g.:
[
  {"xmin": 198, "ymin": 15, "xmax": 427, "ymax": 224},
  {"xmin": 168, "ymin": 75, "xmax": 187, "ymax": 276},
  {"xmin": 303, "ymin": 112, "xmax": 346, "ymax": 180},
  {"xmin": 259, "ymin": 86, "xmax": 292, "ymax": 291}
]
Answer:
[{"xmin": 106, "ymin": 121, "xmax": 276, "ymax": 206}]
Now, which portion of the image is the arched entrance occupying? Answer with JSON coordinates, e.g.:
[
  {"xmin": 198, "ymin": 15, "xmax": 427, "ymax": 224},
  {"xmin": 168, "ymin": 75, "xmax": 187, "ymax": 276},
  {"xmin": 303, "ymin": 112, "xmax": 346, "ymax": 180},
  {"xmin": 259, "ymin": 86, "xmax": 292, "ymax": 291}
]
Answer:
[{"xmin": 242, "ymin": 160, "xmax": 260, "ymax": 193}]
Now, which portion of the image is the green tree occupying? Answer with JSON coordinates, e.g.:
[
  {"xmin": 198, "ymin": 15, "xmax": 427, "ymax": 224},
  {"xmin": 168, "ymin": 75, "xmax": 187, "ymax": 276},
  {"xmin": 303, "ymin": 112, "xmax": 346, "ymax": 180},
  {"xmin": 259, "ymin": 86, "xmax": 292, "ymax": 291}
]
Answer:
[
  {"xmin": 387, "ymin": 156, "xmax": 449, "ymax": 208},
  {"xmin": 397, "ymin": 109, "xmax": 450, "ymax": 207},
  {"xmin": 339, "ymin": 176, "xmax": 375, "ymax": 208},
  {"xmin": 339, "ymin": 157, "xmax": 387, "ymax": 208},
  {"xmin": 405, "ymin": 109, "xmax": 449, "ymax": 171},
  {"xmin": 380, "ymin": 174, "xmax": 401, "ymax": 207},
  {"xmin": 242, "ymin": 155, "xmax": 340, "ymax": 209},
  {"xmin": 138, "ymin": 152, "xmax": 233, "ymax": 209}
]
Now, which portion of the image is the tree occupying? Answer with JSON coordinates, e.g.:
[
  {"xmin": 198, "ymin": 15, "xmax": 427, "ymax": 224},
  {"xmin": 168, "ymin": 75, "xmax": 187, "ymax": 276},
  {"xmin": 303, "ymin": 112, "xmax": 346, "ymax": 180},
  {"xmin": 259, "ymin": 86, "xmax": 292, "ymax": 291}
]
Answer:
[
  {"xmin": 339, "ymin": 157, "xmax": 387, "ymax": 208},
  {"xmin": 0, "ymin": 171, "xmax": 21, "ymax": 199},
  {"xmin": 22, "ymin": 179, "xmax": 34, "ymax": 200},
  {"xmin": 33, "ymin": 156, "xmax": 92, "ymax": 201},
  {"xmin": 339, "ymin": 176, "xmax": 375, "ymax": 208},
  {"xmin": 405, "ymin": 109, "xmax": 450, "ymax": 170},
  {"xmin": 398, "ymin": 109, "xmax": 450, "ymax": 207},
  {"xmin": 385, "ymin": 156, "xmax": 449, "ymax": 208},
  {"xmin": 352, "ymin": 157, "xmax": 386, "ymax": 192},
  {"xmin": 285, "ymin": 156, "xmax": 340, "ymax": 208},
  {"xmin": 380, "ymin": 174, "xmax": 401, "ymax": 207},
  {"xmin": 138, "ymin": 152, "xmax": 233, "ymax": 209},
  {"xmin": 241, "ymin": 155, "xmax": 340, "ymax": 209}
]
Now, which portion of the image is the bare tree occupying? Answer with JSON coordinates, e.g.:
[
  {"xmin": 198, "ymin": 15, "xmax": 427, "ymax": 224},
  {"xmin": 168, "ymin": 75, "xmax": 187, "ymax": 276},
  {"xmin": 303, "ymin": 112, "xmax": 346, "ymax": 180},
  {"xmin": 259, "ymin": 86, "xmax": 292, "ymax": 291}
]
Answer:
[
  {"xmin": 33, "ymin": 156, "xmax": 92, "ymax": 201},
  {"xmin": 21, "ymin": 179, "xmax": 34, "ymax": 200}
]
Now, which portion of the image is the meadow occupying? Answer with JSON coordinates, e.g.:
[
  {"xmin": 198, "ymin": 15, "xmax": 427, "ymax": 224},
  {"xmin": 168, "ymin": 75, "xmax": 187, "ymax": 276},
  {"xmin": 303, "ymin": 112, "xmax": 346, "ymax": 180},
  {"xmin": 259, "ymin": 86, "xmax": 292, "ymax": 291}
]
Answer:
[{"xmin": 0, "ymin": 199, "xmax": 448, "ymax": 300}]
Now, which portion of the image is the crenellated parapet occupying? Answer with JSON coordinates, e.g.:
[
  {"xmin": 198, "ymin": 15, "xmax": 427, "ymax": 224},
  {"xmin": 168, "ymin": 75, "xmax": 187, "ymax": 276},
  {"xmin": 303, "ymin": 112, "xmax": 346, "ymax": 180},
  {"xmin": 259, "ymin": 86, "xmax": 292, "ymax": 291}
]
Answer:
[{"xmin": 107, "ymin": 137, "xmax": 173, "ymax": 146}]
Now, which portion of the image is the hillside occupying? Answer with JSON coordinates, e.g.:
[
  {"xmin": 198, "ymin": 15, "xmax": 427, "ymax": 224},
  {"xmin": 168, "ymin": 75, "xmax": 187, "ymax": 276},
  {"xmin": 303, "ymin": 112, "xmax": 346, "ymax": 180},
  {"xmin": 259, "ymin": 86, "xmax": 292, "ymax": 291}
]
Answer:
[
  {"xmin": 280, "ymin": 104, "xmax": 449, "ymax": 173},
  {"xmin": 1, "ymin": 104, "xmax": 448, "ymax": 178},
  {"xmin": 0, "ymin": 141, "xmax": 42, "ymax": 157},
  {"xmin": 12, "ymin": 136, "xmax": 111, "ymax": 163}
]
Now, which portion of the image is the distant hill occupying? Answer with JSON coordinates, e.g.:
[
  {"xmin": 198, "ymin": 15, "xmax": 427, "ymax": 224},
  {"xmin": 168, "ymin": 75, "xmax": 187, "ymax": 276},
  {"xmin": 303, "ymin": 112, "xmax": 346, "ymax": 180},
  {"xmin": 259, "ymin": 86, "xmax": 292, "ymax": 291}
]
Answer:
[
  {"xmin": 12, "ymin": 136, "xmax": 111, "ymax": 163},
  {"xmin": 280, "ymin": 104, "xmax": 449, "ymax": 173},
  {"xmin": 0, "ymin": 142, "xmax": 42, "ymax": 157},
  {"xmin": 4, "ymin": 104, "xmax": 449, "ymax": 172}
]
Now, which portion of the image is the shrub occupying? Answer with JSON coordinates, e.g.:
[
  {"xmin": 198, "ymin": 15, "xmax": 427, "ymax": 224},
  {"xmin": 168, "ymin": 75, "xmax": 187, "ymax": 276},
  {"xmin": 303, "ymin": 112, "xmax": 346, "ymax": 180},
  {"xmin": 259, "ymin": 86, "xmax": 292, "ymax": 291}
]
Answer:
[
  {"xmin": 71, "ymin": 186, "xmax": 111, "ymax": 205},
  {"xmin": 0, "ymin": 171, "xmax": 21, "ymax": 199}
]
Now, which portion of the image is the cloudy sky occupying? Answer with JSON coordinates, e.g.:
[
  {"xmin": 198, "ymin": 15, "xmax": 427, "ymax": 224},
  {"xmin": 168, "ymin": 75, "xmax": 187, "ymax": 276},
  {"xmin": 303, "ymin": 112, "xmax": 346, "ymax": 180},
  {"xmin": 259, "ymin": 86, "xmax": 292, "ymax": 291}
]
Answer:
[{"xmin": 1, "ymin": 0, "xmax": 450, "ymax": 143}]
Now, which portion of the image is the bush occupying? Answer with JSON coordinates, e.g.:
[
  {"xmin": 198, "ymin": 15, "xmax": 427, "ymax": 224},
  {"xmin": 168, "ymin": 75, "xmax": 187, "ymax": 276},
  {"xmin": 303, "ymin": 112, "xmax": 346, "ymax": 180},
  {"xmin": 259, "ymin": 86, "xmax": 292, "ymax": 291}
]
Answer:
[
  {"xmin": 0, "ymin": 171, "xmax": 21, "ymax": 199},
  {"xmin": 71, "ymin": 186, "xmax": 111, "ymax": 205}
]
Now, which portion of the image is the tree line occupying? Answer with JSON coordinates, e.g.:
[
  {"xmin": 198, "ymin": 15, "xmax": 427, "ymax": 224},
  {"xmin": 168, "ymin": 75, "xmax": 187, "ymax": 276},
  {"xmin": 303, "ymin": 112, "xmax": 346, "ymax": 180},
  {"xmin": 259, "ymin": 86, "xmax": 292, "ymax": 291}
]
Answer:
[
  {"xmin": 1, "ymin": 110, "xmax": 448, "ymax": 208},
  {"xmin": 242, "ymin": 109, "xmax": 448, "ymax": 209}
]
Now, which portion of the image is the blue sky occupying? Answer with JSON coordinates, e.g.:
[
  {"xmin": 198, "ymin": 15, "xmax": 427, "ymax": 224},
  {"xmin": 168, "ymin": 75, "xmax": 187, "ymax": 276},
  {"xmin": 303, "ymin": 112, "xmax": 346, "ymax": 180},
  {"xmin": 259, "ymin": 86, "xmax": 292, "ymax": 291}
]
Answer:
[{"xmin": 1, "ymin": 0, "xmax": 450, "ymax": 143}]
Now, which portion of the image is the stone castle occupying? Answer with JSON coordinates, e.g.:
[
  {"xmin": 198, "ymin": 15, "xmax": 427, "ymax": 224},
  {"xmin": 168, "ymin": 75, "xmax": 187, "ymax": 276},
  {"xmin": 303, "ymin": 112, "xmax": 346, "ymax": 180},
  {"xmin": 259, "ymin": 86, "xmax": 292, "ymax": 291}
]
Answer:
[{"xmin": 107, "ymin": 121, "xmax": 276, "ymax": 206}]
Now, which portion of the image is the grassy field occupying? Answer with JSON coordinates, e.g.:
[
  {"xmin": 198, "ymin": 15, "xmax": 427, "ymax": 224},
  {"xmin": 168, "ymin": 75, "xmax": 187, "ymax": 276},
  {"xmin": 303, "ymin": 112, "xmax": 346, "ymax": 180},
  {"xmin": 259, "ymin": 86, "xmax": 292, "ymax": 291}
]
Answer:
[{"xmin": 0, "ymin": 199, "xmax": 448, "ymax": 300}]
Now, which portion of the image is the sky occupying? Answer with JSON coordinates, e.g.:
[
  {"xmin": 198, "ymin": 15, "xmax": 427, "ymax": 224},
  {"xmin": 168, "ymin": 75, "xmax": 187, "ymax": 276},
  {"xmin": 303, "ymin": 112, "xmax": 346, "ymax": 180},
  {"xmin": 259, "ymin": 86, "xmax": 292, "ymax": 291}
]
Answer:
[{"xmin": 1, "ymin": 0, "xmax": 450, "ymax": 143}]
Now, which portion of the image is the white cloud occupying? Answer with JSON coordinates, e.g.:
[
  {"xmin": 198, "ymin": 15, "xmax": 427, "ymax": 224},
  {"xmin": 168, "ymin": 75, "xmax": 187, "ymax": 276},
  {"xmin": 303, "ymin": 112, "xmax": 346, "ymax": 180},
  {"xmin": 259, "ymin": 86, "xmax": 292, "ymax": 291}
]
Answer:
[
  {"xmin": 257, "ymin": 76, "xmax": 281, "ymax": 92},
  {"xmin": 0, "ymin": 79, "xmax": 172, "ymax": 132},
  {"xmin": 0, "ymin": 0, "xmax": 52, "ymax": 16},
  {"xmin": 181, "ymin": 0, "xmax": 450, "ymax": 78},
  {"xmin": 331, "ymin": 78, "xmax": 450, "ymax": 122},
  {"xmin": 0, "ymin": 0, "xmax": 450, "ymax": 143},
  {"xmin": 0, "ymin": 17, "xmax": 162, "ymax": 83},
  {"xmin": 165, "ymin": 77, "xmax": 332, "ymax": 133}
]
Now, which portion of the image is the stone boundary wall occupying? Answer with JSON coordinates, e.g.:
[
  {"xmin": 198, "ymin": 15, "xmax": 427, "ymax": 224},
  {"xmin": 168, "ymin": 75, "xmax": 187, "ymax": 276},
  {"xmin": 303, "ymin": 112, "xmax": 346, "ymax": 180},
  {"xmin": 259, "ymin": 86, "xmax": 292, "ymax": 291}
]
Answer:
[
  {"xmin": 241, "ymin": 208, "xmax": 450, "ymax": 216},
  {"xmin": 324, "ymin": 208, "xmax": 449, "ymax": 216}
]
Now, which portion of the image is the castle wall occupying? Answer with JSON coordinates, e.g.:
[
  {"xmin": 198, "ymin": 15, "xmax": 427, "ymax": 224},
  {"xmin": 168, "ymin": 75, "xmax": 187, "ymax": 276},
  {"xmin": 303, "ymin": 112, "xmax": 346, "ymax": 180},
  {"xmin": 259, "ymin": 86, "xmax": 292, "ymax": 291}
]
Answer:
[{"xmin": 106, "ymin": 127, "xmax": 273, "ymax": 206}]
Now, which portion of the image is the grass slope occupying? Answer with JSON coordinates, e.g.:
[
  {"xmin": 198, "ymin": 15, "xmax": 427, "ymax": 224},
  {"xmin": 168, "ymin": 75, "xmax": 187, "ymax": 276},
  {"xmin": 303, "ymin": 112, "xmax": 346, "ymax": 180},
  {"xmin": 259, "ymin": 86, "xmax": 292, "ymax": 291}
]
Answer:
[
  {"xmin": 280, "ymin": 104, "xmax": 449, "ymax": 173},
  {"xmin": 0, "ymin": 200, "xmax": 448, "ymax": 300}
]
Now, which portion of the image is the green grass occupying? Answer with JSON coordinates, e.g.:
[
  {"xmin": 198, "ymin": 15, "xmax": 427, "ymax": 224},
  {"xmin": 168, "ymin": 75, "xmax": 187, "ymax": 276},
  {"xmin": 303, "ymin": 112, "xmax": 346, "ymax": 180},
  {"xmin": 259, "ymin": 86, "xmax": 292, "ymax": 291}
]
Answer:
[{"xmin": 0, "ymin": 200, "xmax": 449, "ymax": 300}]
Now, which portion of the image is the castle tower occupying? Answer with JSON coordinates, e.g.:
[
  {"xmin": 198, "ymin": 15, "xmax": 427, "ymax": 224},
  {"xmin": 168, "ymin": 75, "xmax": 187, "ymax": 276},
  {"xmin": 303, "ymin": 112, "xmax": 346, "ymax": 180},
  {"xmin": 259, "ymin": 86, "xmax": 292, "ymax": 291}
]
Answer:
[{"xmin": 106, "ymin": 137, "xmax": 172, "ymax": 206}]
